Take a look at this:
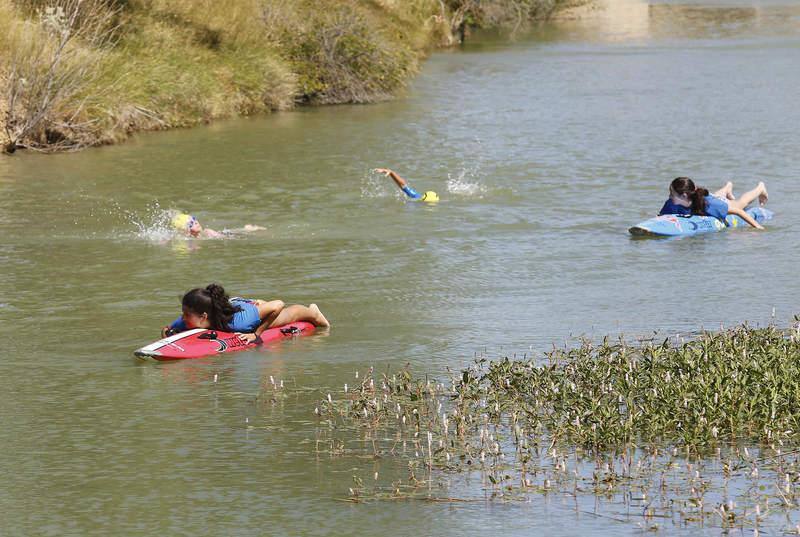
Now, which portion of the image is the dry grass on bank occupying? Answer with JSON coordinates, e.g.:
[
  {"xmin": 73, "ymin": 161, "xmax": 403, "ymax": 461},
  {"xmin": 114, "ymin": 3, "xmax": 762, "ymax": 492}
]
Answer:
[{"xmin": 0, "ymin": 0, "xmax": 581, "ymax": 153}]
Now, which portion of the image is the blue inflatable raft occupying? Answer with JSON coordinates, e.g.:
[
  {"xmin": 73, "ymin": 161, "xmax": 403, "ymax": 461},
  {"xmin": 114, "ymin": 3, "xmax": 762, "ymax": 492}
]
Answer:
[{"xmin": 629, "ymin": 207, "xmax": 774, "ymax": 237}]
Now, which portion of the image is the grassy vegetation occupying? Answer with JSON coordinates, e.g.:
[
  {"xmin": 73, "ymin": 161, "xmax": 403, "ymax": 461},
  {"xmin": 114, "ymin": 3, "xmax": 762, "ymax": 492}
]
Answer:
[
  {"xmin": 309, "ymin": 323, "xmax": 800, "ymax": 531},
  {"xmin": 0, "ymin": 0, "xmax": 582, "ymax": 152},
  {"xmin": 319, "ymin": 324, "xmax": 800, "ymax": 455}
]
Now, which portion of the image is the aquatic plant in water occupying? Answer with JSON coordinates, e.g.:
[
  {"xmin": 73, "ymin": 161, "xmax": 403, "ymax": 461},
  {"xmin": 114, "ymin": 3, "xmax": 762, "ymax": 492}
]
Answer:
[{"xmin": 310, "ymin": 323, "xmax": 800, "ymax": 533}]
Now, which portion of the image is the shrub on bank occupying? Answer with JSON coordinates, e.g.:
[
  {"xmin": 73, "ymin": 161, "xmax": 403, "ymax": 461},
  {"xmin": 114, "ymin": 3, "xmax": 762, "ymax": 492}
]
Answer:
[
  {"xmin": 277, "ymin": 4, "xmax": 418, "ymax": 104},
  {"xmin": 0, "ymin": 0, "xmax": 583, "ymax": 152}
]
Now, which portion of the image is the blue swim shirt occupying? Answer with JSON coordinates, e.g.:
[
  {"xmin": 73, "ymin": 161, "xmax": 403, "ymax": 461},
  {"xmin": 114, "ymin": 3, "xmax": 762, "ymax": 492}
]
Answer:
[
  {"xmin": 659, "ymin": 199, "xmax": 692, "ymax": 216},
  {"xmin": 401, "ymin": 185, "xmax": 422, "ymax": 200},
  {"xmin": 168, "ymin": 298, "xmax": 262, "ymax": 333}
]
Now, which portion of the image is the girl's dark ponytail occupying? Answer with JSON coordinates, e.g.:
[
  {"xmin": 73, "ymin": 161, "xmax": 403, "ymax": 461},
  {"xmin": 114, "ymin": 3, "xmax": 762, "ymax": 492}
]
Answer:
[
  {"xmin": 690, "ymin": 187, "xmax": 710, "ymax": 215},
  {"xmin": 182, "ymin": 283, "xmax": 242, "ymax": 331},
  {"xmin": 205, "ymin": 283, "xmax": 227, "ymax": 306}
]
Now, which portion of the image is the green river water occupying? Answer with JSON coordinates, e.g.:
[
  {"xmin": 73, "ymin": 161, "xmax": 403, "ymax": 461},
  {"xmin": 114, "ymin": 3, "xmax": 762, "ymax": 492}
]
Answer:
[{"xmin": 2, "ymin": 1, "xmax": 800, "ymax": 534}]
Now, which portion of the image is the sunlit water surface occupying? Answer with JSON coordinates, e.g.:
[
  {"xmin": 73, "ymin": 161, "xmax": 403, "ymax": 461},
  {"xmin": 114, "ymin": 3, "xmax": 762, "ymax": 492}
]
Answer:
[{"xmin": 2, "ymin": 0, "xmax": 800, "ymax": 534}]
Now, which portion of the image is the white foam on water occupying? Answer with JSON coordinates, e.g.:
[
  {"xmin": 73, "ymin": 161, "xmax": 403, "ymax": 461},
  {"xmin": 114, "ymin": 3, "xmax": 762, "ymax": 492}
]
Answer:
[
  {"xmin": 360, "ymin": 169, "xmax": 397, "ymax": 199},
  {"xmin": 100, "ymin": 200, "xmax": 182, "ymax": 241},
  {"xmin": 446, "ymin": 168, "xmax": 487, "ymax": 198},
  {"xmin": 128, "ymin": 203, "xmax": 181, "ymax": 241},
  {"xmin": 443, "ymin": 137, "xmax": 489, "ymax": 198}
]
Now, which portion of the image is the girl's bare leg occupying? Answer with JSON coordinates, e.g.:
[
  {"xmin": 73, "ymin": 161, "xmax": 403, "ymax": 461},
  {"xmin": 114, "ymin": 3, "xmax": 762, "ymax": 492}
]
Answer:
[
  {"xmin": 712, "ymin": 182, "xmax": 736, "ymax": 200},
  {"xmin": 254, "ymin": 300, "xmax": 285, "ymax": 328},
  {"xmin": 308, "ymin": 304, "xmax": 330, "ymax": 327},
  {"xmin": 267, "ymin": 304, "xmax": 330, "ymax": 328},
  {"xmin": 728, "ymin": 182, "xmax": 768, "ymax": 210}
]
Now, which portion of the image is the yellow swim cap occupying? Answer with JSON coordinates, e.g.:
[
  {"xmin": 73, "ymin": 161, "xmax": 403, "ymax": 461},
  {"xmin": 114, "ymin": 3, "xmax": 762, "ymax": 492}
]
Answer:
[
  {"xmin": 420, "ymin": 191, "xmax": 439, "ymax": 202},
  {"xmin": 171, "ymin": 213, "xmax": 194, "ymax": 230}
]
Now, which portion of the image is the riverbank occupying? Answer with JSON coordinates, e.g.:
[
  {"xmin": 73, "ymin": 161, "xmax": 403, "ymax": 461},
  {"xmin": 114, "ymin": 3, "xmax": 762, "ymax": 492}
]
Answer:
[{"xmin": 0, "ymin": 0, "xmax": 584, "ymax": 153}]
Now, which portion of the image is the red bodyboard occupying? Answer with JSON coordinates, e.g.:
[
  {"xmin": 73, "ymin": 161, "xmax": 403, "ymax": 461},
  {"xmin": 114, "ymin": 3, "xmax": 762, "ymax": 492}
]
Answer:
[{"xmin": 134, "ymin": 322, "xmax": 315, "ymax": 361}]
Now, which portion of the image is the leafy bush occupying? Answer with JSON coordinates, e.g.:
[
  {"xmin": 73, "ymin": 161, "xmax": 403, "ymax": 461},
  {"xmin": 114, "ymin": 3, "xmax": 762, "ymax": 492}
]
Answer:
[{"xmin": 285, "ymin": 6, "xmax": 417, "ymax": 104}]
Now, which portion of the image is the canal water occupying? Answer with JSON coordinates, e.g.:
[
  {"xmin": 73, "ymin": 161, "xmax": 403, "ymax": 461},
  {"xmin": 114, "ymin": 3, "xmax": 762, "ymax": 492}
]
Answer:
[{"xmin": 1, "ymin": 0, "xmax": 799, "ymax": 534}]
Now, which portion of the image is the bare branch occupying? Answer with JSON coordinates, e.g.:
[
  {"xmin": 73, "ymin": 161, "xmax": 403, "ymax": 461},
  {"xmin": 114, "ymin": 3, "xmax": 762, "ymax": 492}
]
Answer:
[{"xmin": 2, "ymin": 0, "xmax": 121, "ymax": 153}]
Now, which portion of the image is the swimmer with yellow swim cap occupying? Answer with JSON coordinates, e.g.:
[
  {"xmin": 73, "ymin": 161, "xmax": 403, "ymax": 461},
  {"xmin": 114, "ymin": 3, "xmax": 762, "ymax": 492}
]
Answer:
[
  {"xmin": 170, "ymin": 211, "xmax": 264, "ymax": 238},
  {"xmin": 375, "ymin": 168, "xmax": 439, "ymax": 203},
  {"xmin": 170, "ymin": 212, "xmax": 221, "ymax": 238}
]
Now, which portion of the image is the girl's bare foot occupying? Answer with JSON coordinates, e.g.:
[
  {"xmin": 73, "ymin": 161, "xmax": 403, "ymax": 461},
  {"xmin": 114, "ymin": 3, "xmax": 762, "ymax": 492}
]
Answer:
[
  {"xmin": 309, "ymin": 303, "xmax": 330, "ymax": 327},
  {"xmin": 723, "ymin": 181, "xmax": 736, "ymax": 200},
  {"xmin": 758, "ymin": 182, "xmax": 768, "ymax": 206}
]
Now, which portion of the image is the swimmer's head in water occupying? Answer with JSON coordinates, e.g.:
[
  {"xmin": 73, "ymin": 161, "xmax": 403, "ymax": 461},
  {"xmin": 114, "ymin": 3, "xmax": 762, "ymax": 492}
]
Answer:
[
  {"xmin": 172, "ymin": 213, "xmax": 202, "ymax": 237},
  {"xmin": 420, "ymin": 191, "xmax": 439, "ymax": 203}
]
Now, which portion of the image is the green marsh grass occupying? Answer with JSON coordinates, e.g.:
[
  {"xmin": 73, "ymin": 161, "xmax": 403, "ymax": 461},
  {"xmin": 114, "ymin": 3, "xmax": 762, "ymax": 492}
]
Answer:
[{"xmin": 310, "ymin": 323, "xmax": 800, "ymax": 533}]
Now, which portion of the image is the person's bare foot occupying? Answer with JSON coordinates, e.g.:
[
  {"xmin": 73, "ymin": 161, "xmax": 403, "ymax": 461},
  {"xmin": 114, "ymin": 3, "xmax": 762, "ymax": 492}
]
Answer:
[
  {"xmin": 723, "ymin": 181, "xmax": 736, "ymax": 200},
  {"xmin": 758, "ymin": 182, "xmax": 768, "ymax": 206},
  {"xmin": 309, "ymin": 303, "xmax": 330, "ymax": 327}
]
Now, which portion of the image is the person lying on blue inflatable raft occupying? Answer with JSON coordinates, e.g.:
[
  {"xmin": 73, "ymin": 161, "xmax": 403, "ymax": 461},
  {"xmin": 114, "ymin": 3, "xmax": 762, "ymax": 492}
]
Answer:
[
  {"xmin": 659, "ymin": 177, "xmax": 768, "ymax": 229},
  {"xmin": 630, "ymin": 177, "xmax": 773, "ymax": 237}
]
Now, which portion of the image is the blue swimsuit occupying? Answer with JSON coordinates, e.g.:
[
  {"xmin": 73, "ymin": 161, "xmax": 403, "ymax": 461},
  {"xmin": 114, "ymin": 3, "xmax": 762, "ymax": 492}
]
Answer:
[
  {"xmin": 169, "ymin": 298, "xmax": 262, "ymax": 333},
  {"xmin": 401, "ymin": 185, "xmax": 422, "ymax": 200},
  {"xmin": 703, "ymin": 195, "xmax": 729, "ymax": 222}
]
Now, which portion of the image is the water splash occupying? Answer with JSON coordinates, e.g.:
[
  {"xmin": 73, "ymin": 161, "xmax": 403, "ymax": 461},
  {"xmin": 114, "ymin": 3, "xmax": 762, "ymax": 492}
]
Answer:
[
  {"xmin": 127, "ymin": 202, "xmax": 180, "ymax": 241},
  {"xmin": 98, "ymin": 200, "xmax": 182, "ymax": 241},
  {"xmin": 444, "ymin": 137, "xmax": 487, "ymax": 198},
  {"xmin": 360, "ymin": 169, "xmax": 400, "ymax": 199},
  {"xmin": 446, "ymin": 168, "xmax": 487, "ymax": 197}
]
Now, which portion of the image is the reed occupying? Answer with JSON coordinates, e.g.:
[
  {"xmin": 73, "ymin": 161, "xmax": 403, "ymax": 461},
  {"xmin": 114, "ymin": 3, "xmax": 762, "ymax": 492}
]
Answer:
[{"xmin": 310, "ymin": 323, "xmax": 800, "ymax": 533}]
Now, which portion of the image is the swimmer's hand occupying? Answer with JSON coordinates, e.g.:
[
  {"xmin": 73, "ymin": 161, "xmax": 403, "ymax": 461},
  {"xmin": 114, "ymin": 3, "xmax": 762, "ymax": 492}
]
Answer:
[
  {"xmin": 374, "ymin": 168, "xmax": 393, "ymax": 176},
  {"xmin": 236, "ymin": 332, "xmax": 259, "ymax": 344},
  {"xmin": 161, "ymin": 326, "xmax": 176, "ymax": 338},
  {"xmin": 243, "ymin": 224, "xmax": 265, "ymax": 232}
]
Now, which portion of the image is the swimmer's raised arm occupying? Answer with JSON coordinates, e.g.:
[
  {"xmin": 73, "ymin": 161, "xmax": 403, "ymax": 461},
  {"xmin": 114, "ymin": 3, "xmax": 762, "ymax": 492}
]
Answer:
[
  {"xmin": 374, "ymin": 168, "xmax": 409, "ymax": 189},
  {"xmin": 375, "ymin": 167, "xmax": 439, "ymax": 202},
  {"xmin": 375, "ymin": 167, "xmax": 429, "ymax": 201}
]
